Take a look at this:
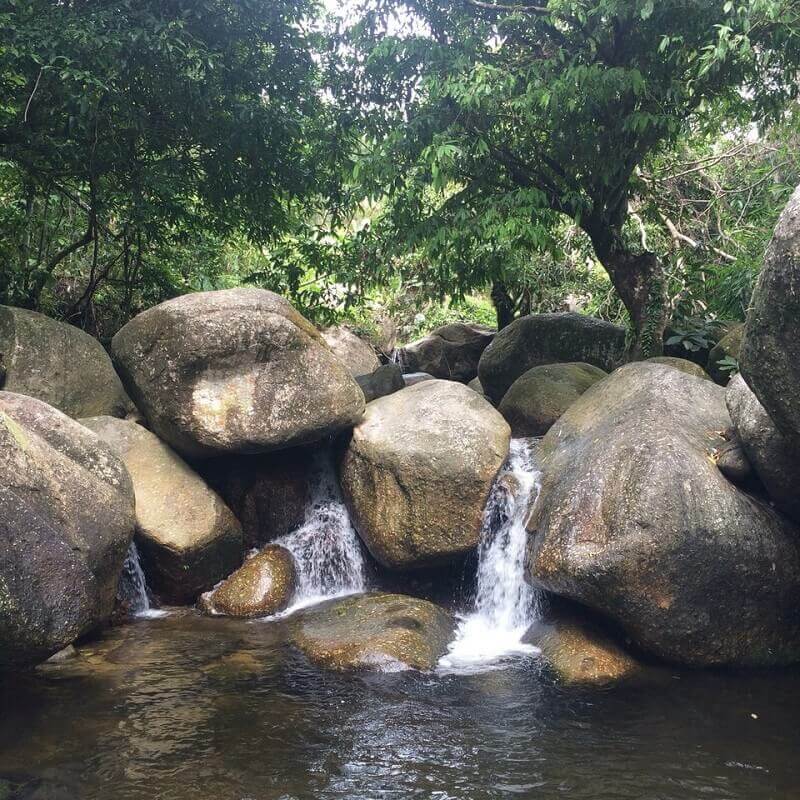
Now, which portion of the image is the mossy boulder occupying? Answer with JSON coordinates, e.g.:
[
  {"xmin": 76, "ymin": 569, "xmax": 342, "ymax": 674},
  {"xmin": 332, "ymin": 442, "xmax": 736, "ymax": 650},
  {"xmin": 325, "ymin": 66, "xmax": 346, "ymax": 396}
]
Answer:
[
  {"xmin": 199, "ymin": 545, "xmax": 296, "ymax": 618},
  {"xmin": 498, "ymin": 362, "xmax": 607, "ymax": 436},
  {"xmin": 740, "ymin": 185, "xmax": 800, "ymax": 442},
  {"xmin": 0, "ymin": 393, "xmax": 135, "ymax": 670},
  {"xmin": 81, "ymin": 416, "xmax": 243, "ymax": 603},
  {"xmin": 527, "ymin": 363, "xmax": 800, "ymax": 667},
  {"xmin": 478, "ymin": 313, "xmax": 626, "ymax": 403},
  {"xmin": 291, "ymin": 593, "xmax": 455, "ymax": 671},
  {"xmin": 646, "ymin": 356, "xmax": 711, "ymax": 381},
  {"xmin": 707, "ymin": 323, "xmax": 744, "ymax": 385},
  {"xmin": 0, "ymin": 305, "xmax": 134, "ymax": 419},
  {"xmin": 340, "ymin": 380, "xmax": 510, "ymax": 569},
  {"xmin": 111, "ymin": 288, "xmax": 365, "ymax": 458},
  {"xmin": 399, "ymin": 322, "xmax": 495, "ymax": 383},
  {"xmin": 321, "ymin": 326, "xmax": 380, "ymax": 377}
]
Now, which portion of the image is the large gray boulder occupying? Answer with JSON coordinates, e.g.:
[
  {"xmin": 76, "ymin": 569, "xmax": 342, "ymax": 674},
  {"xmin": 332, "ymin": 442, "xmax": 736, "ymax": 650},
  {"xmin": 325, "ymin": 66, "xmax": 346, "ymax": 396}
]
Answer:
[
  {"xmin": 291, "ymin": 593, "xmax": 455, "ymax": 671},
  {"xmin": 399, "ymin": 323, "xmax": 495, "ymax": 383},
  {"xmin": 478, "ymin": 313, "xmax": 627, "ymax": 403},
  {"xmin": 111, "ymin": 289, "xmax": 365, "ymax": 458},
  {"xmin": 0, "ymin": 306, "xmax": 134, "ymax": 419},
  {"xmin": 740, "ymin": 185, "xmax": 800, "ymax": 442},
  {"xmin": 498, "ymin": 362, "xmax": 607, "ymax": 436},
  {"xmin": 81, "ymin": 416, "xmax": 243, "ymax": 603},
  {"xmin": 527, "ymin": 363, "xmax": 800, "ymax": 667},
  {"xmin": 0, "ymin": 393, "xmax": 135, "ymax": 669},
  {"xmin": 726, "ymin": 373, "xmax": 800, "ymax": 523},
  {"xmin": 321, "ymin": 325, "xmax": 380, "ymax": 377},
  {"xmin": 340, "ymin": 380, "xmax": 510, "ymax": 569}
]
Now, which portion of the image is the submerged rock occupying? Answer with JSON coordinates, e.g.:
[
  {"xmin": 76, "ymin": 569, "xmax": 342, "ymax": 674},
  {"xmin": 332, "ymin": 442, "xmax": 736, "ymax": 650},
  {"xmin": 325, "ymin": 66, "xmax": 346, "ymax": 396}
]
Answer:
[
  {"xmin": 726, "ymin": 374, "xmax": 800, "ymax": 522},
  {"xmin": 291, "ymin": 593, "xmax": 455, "ymax": 671},
  {"xmin": 111, "ymin": 288, "xmax": 365, "ymax": 458},
  {"xmin": 707, "ymin": 323, "xmax": 744, "ymax": 385},
  {"xmin": 526, "ymin": 607, "xmax": 645, "ymax": 687},
  {"xmin": 356, "ymin": 363, "xmax": 405, "ymax": 404},
  {"xmin": 340, "ymin": 380, "xmax": 510, "ymax": 570},
  {"xmin": 478, "ymin": 313, "xmax": 626, "ymax": 403},
  {"xmin": 198, "ymin": 449, "xmax": 313, "ymax": 550},
  {"xmin": 0, "ymin": 393, "xmax": 135, "ymax": 669},
  {"xmin": 398, "ymin": 323, "xmax": 495, "ymax": 383},
  {"xmin": 740, "ymin": 185, "xmax": 800, "ymax": 442},
  {"xmin": 81, "ymin": 416, "xmax": 243, "ymax": 603},
  {"xmin": 646, "ymin": 356, "xmax": 711, "ymax": 381},
  {"xmin": 0, "ymin": 305, "xmax": 134, "ymax": 419},
  {"xmin": 527, "ymin": 363, "xmax": 800, "ymax": 667},
  {"xmin": 200, "ymin": 545, "xmax": 296, "ymax": 618},
  {"xmin": 321, "ymin": 326, "xmax": 380, "ymax": 377},
  {"xmin": 498, "ymin": 362, "xmax": 607, "ymax": 437}
]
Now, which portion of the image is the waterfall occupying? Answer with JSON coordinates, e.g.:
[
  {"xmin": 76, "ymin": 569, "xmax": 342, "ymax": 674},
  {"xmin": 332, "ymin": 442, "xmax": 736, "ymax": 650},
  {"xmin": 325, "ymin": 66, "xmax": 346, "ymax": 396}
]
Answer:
[
  {"xmin": 278, "ymin": 451, "xmax": 366, "ymax": 611},
  {"xmin": 439, "ymin": 438, "xmax": 543, "ymax": 672},
  {"xmin": 118, "ymin": 542, "xmax": 166, "ymax": 619}
]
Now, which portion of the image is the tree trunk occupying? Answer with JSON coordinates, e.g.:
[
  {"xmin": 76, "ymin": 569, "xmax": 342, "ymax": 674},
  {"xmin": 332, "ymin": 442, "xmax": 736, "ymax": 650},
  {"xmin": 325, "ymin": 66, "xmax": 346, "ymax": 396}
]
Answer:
[
  {"xmin": 491, "ymin": 281, "xmax": 515, "ymax": 330},
  {"xmin": 586, "ymin": 223, "xmax": 668, "ymax": 360}
]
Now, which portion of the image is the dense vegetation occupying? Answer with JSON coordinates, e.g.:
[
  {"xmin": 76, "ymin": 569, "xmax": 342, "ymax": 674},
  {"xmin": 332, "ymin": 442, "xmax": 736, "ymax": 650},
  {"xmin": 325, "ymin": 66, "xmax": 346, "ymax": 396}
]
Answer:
[{"xmin": 1, "ymin": 0, "xmax": 799, "ymax": 351}]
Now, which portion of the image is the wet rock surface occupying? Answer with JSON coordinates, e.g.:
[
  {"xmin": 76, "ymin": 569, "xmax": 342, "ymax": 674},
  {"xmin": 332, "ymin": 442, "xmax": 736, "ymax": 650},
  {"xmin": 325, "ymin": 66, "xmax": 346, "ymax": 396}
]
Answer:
[{"xmin": 290, "ymin": 592, "xmax": 455, "ymax": 671}]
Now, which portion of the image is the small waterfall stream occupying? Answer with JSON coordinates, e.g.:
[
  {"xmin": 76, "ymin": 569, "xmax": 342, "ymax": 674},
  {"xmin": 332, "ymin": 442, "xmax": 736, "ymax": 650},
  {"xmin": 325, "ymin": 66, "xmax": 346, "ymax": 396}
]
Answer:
[
  {"xmin": 440, "ymin": 438, "xmax": 543, "ymax": 672},
  {"xmin": 118, "ymin": 542, "xmax": 166, "ymax": 619},
  {"xmin": 278, "ymin": 452, "xmax": 366, "ymax": 611}
]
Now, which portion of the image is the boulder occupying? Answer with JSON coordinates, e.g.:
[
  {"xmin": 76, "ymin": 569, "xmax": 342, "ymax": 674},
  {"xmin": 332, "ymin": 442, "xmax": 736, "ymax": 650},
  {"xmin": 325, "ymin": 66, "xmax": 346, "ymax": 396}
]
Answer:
[
  {"xmin": 355, "ymin": 363, "xmax": 405, "ymax": 404},
  {"xmin": 321, "ymin": 326, "xmax": 380, "ymax": 377},
  {"xmin": 726, "ymin": 373, "xmax": 800, "ymax": 523},
  {"xmin": 713, "ymin": 430, "xmax": 755, "ymax": 487},
  {"xmin": 498, "ymin": 362, "xmax": 607, "ymax": 437},
  {"xmin": 707, "ymin": 323, "xmax": 744, "ymax": 385},
  {"xmin": 81, "ymin": 416, "xmax": 243, "ymax": 603},
  {"xmin": 199, "ymin": 545, "xmax": 296, "ymax": 618},
  {"xmin": 111, "ymin": 289, "xmax": 365, "ymax": 458},
  {"xmin": 467, "ymin": 376, "xmax": 484, "ymax": 396},
  {"xmin": 398, "ymin": 323, "xmax": 495, "ymax": 383},
  {"xmin": 646, "ymin": 356, "xmax": 711, "ymax": 381},
  {"xmin": 402, "ymin": 372, "xmax": 435, "ymax": 387},
  {"xmin": 0, "ymin": 393, "xmax": 135, "ymax": 669},
  {"xmin": 525, "ymin": 607, "xmax": 644, "ymax": 686},
  {"xmin": 290, "ymin": 593, "xmax": 455, "ymax": 671},
  {"xmin": 478, "ymin": 313, "xmax": 627, "ymax": 403},
  {"xmin": 740, "ymin": 185, "xmax": 800, "ymax": 441},
  {"xmin": 340, "ymin": 380, "xmax": 510, "ymax": 570},
  {"xmin": 0, "ymin": 305, "xmax": 134, "ymax": 419},
  {"xmin": 527, "ymin": 363, "xmax": 800, "ymax": 667},
  {"xmin": 198, "ymin": 449, "xmax": 312, "ymax": 550}
]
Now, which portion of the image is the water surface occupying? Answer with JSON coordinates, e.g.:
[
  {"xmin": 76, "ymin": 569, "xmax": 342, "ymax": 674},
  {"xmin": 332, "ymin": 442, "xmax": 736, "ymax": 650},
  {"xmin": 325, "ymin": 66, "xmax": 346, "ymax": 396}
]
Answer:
[{"xmin": 1, "ymin": 611, "xmax": 797, "ymax": 800}]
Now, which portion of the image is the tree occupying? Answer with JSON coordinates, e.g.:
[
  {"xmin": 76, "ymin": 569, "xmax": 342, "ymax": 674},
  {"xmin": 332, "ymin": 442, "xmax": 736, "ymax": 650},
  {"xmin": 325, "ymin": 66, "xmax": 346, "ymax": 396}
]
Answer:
[
  {"xmin": 0, "ymin": 0, "xmax": 329, "ymax": 330},
  {"xmin": 340, "ymin": 0, "xmax": 800, "ymax": 355}
]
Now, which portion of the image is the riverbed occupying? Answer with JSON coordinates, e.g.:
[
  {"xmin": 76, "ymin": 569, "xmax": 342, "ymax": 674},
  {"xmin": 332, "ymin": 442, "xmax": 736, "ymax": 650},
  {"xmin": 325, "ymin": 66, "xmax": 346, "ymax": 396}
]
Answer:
[{"xmin": 1, "ymin": 610, "xmax": 797, "ymax": 800}]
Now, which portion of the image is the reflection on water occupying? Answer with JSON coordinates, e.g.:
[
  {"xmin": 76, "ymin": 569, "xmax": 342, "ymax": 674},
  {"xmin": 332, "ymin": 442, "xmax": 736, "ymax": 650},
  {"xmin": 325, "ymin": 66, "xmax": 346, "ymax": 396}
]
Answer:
[{"xmin": 1, "ymin": 612, "xmax": 799, "ymax": 800}]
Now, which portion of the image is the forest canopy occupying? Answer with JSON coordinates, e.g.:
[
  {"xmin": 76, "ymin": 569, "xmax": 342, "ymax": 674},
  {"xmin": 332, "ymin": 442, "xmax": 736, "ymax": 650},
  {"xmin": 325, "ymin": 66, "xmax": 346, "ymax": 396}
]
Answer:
[{"xmin": 1, "ymin": 0, "xmax": 799, "ymax": 352}]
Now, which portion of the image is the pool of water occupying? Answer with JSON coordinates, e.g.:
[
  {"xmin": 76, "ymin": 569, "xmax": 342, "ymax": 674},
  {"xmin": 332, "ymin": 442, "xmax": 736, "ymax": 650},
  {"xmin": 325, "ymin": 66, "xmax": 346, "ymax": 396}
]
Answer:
[{"xmin": 1, "ymin": 611, "xmax": 798, "ymax": 800}]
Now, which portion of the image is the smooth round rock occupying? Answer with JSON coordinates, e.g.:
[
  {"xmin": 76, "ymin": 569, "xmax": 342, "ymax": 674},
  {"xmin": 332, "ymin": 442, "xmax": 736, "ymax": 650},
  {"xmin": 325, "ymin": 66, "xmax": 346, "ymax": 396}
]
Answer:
[
  {"xmin": 646, "ymin": 356, "xmax": 711, "ymax": 381},
  {"xmin": 291, "ymin": 593, "xmax": 455, "ymax": 671},
  {"xmin": 200, "ymin": 545, "xmax": 296, "ymax": 618},
  {"xmin": 321, "ymin": 326, "xmax": 380, "ymax": 377}
]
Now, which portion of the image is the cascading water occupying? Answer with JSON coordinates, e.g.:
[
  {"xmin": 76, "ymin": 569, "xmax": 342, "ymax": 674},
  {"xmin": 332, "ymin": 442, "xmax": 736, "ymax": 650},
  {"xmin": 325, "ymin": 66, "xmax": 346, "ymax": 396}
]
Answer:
[
  {"xmin": 278, "ymin": 451, "xmax": 366, "ymax": 612},
  {"xmin": 118, "ymin": 542, "xmax": 166, "ymax": 619},
  {"xmin": 440, "ymin": 438, "xmax": 543, "ymax": 672}
]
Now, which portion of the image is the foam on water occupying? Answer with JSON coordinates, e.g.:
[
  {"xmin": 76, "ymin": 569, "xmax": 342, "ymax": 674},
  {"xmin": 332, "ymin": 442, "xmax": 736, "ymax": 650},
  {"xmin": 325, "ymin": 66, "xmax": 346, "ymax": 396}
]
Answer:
[
  {"xmin": 439, "ymin": 438, "xmax": 543, "ymax": 673},
  {"xmin": 277, "ymin": 451, "xmax": 366, "ymax": 615}
]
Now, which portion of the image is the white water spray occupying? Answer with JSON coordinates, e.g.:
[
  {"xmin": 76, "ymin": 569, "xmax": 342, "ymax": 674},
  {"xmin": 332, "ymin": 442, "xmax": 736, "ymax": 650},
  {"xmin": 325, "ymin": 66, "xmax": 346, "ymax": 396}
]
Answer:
[
  {"xmin": 119, "ymin": 542, "xmax": 167, "ymax": 619},
  {"xmin": 278, "ymin": 452, "xmax": 366, "ymax": 612},
  {"xmin": 440, "ymin": 438, "xmax": 543, "ymax": 672}
]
